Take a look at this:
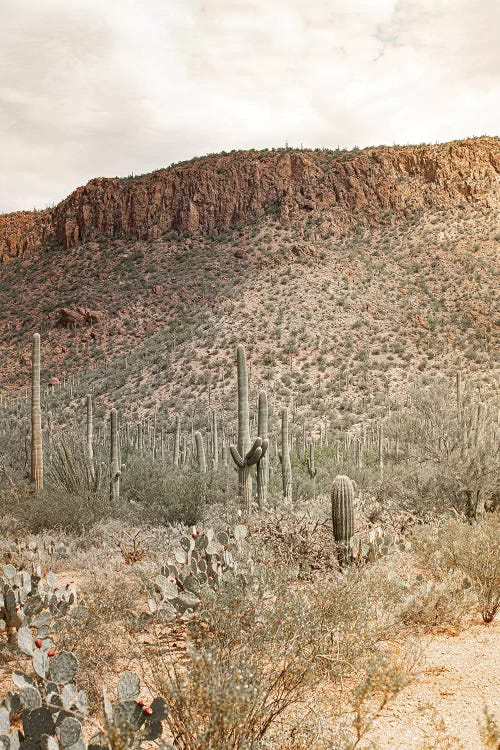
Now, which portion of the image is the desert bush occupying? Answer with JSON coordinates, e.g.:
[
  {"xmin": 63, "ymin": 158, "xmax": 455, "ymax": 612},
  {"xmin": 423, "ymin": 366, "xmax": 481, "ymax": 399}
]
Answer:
[
  {"xmin": 397, "ymin": 571, "xmax": 474, "ymax": 633},
  {"xmin": 121, "ymin": 455, "xmax": 234, "ymax": 526},
  {"xmin": 384, "ymin": 381, "xmax": 499, "ymax": 519},
  {"xmin": 412, "ymin": 514, "xmax": 500, "ymax": 623},
  {"xmin": 480, "ymin": 707, "xmax": 500, "ymax": 749},
  {"xmin": 46, "ymin": 429, "xmax": 107, "ymax": 496}
]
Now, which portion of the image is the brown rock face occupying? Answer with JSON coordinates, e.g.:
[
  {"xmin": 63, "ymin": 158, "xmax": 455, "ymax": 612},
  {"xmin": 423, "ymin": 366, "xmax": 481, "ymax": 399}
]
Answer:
[
  {"xmin": 57, "ymin": 307, "xmax": 103, "ymax": 328},
  {"xmin": 1, "ymin": 137, "xmax": 498, "ymax": 262}
]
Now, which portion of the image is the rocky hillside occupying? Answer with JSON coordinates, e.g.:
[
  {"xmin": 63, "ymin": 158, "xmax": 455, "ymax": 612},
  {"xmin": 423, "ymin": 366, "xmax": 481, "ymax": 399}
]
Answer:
[
  {"xmin": 0, "ymin": 137, "xmax": 498, "ymax": 428},
  {"xmin": 1, "ymin": 137, "xmax": 498, "ymax": 262}
]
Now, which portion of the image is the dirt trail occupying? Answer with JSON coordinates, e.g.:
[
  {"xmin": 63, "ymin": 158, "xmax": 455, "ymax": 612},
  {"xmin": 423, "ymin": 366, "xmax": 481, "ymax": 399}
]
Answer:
[{"xmin": 362, "ymin": 621, "xmax": 500, "ymax": 749}]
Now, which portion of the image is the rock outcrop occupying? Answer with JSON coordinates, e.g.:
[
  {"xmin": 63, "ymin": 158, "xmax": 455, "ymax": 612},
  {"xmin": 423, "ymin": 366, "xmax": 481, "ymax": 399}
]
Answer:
[
  {"xmin": 57, "ymin": 307, "xmax": 103, "ymax": 328},
  {"xmin": 1, "ymin": 137, "xmax": 498, "ymax": 262}
]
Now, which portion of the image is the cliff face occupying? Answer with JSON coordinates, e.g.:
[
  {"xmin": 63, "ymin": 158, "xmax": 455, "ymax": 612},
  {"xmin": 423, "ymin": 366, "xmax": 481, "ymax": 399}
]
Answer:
[{"xmin": 1, "ymin": 137, "xmax": 498, "ymax": 262}]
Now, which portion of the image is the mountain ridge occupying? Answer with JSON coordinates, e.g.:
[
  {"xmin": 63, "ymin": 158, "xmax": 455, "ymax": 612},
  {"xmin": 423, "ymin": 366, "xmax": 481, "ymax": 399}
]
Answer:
[{"xmin": 1, "ymin": 136, "xmax": 498, "ymax": 263}]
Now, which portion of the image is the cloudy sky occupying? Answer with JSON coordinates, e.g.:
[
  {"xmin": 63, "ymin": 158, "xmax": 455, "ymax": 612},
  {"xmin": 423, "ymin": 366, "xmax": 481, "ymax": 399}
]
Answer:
[{"xmin": 1, "ymin": 0, "xmax": 498, "ymax": 213}]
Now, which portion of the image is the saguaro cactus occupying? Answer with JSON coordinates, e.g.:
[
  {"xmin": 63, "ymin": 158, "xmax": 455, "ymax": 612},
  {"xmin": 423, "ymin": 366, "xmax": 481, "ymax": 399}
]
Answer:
[
  {"xmin": 378, "ymin": 421, "xmax": 384, "ymax": 480},
  {"xmin": 110, "ymin": 408, "xmax": 120, "ymax": 502},
  {"xmin": 173, "ymin": 414, "xmax": 181, "ymax": 467},
  {"xmin": 86, "ymin": 394, "xmax": 95, "ymax": 479},
  {"xmin": 256, "ymin": 390, "xmax": 269, "ymax": 507},
  {"xmin": 230, "ymin": 345, "xmax": 268, "ymax": 515},
  {"xmin": 31, "ymin": 333, "xmax": 43, "ymax": 491},
  {"xmin": 331, "ymin": 474, "xmax": 355, "ymax": 568},
  {"xmin": 307, "ymin": 439, "xmax": 317, "ymax": 479},
  {"xmin": 280, "ymin": 407, "xmax": 292, "ymax": 502},
  {"xmin": 194, "ymin": 430, "xmax": 207, "ymax": 474},
  {"xmin": 212, "ymin": 411, "xmax": 218, "ymax": 467}
]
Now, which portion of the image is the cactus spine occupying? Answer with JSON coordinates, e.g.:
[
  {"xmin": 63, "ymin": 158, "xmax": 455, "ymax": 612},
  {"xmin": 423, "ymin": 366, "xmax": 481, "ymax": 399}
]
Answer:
[
  {"xmin": 194, "ymin": 431, "xmax": 207, "ymax": 474},
  {"xmin": 31, "ymin": 333, "xmax": 43, "ymax": 491},
  {"xmin": 256, "ymin": 390, "xmax": 268, "ymax": 507},
  {"xmin": 280, "ymin": 407, "xmax": 292, "ymax": 502},
  {"xmin": 331, "ymin": 474, "xmax": 355, "ymax": 568},
  {"xmin": 110, "ymin": 408, "xmax": 120, "ymax": 502},
  {"xmin": 230, "ymin": 345, "xmax": 268, "ymax": 515}
]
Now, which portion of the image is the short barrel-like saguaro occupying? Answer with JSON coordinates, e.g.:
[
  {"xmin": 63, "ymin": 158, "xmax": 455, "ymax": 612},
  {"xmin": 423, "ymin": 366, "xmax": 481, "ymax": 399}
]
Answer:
[
  {"xmin": 31, "ymin": 333, "xmax": 43, "ymax": 491},
  {"xmin": 110, "ymin": 408, "xmax": 121, "ymax": 502},
  {"xmin": 230, "ymin": 345, "xmax": 268, "ymax": 515},
  {"xmin": 331, "ymin": 474, "xmax": 355, "ymax": 568}
]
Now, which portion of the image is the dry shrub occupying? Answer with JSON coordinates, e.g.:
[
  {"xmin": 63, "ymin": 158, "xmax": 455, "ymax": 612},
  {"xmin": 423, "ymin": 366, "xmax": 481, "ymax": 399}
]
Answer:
[
  {"xmin": 149, "ymin": 552, "xmax": 415, "ymax": 750},
  {"xmin": 413, "ymin": 513, "xmax": 500, "ymax": 623},
  {"xmin": 480, "ymin": 707, "xmax": 500, "ymax": 750},
  {"xmin": 57, "ymin": 570, "xmax": 144, "ymax": 711},
  {"xmin": 250, "ymin": 510, "xmax": 338, "ymax": 578},
  {"xmin": 398, "ymin": 572, "xmax": 474, "ymax": 634}
]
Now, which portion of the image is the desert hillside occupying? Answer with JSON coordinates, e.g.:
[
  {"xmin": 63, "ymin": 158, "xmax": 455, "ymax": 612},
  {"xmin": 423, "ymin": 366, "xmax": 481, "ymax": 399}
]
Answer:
[{"xmin": 0, "ymin": 137, "xmax": 498, "ymax": 431}]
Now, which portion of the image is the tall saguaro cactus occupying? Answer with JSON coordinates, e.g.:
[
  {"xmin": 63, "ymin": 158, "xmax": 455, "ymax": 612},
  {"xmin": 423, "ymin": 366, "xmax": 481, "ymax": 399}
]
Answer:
[
  {"xmin": 86, "ymin": 394, "xmax": 95, "ymax": 479},
  {"xmin": 280, "ymin": 407, "xmax": 292, "ymax": 502},
  {"xmin": 31, "ymin": 333, "xmax": 43, "ymax": 491},
  {"xmin": 331, "ymin": 474, "xmax": 355, "ymax": 568},
  {"xmin": 110, "ymin": 408, "xmax": 120, "ymax": 502},
  {"xmin": 173, "ymin": 414, "xmax": 181, "ymax": 467},
  {"xmin": 378, "ymin": 421, "xmax": 384, "ymax": 480},
  {"xmin": 256, "ymin": 390, "xmax": 269, "ymax": 507},
  {"xmin": 230, "ymin": 345, "xmax": 268, "ymax": 515},
  {"xmin": 212, "ymin": 411, "xmax": 219, "ymax": 467},
  {"xmin": 194, "ymin": 431, "xmax": 207, "ymax": 474}
]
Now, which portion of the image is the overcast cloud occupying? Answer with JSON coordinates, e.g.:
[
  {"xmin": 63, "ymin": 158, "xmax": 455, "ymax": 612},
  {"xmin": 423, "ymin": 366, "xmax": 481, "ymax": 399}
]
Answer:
[{"xmin": 0, "ymin": 0, "xmax": 498, "ymax": 213}]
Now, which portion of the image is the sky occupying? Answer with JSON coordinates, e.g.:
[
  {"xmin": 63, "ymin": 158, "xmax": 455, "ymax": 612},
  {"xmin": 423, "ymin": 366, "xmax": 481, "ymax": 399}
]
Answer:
[{"xmin": 0, "ymin": 0, "xmax": 498, "ymax": 213}]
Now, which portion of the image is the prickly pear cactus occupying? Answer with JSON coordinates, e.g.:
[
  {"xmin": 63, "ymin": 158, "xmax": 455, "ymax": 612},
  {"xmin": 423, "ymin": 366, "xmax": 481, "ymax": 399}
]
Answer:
[
  {"xmin": 350, "ymin": 526, "xmax": 411, "ymax": 564},
  {"xmin": 0, "ymin": 564, "xmax": 78, "ymax": 637},
  {"xmin": 0, "ymin": 651, "xmax": 166, "ymax": 750},
  {"xmin": 150, "ymin": 524, "xmax": 248, "ymax": 622}
]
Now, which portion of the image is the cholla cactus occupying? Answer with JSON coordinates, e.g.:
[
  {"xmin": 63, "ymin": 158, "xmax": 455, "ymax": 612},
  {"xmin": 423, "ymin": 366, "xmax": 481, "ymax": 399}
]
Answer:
[
  {"xmin": 230, "ymin": 346, "xmax": 268, "ymax": 515},
  {"xmin": 31, "ymin": 333, "xmax": 43, "ymax": 491},
  {"xmin": 331, "ymin": 474, "xmax": 355, "ymax": 568}
]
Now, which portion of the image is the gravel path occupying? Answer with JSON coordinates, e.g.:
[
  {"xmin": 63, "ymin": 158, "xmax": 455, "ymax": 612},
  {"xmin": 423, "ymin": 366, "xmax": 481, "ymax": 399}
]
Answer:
[{"xmin": 361, "ymin": 621, "xmax": 500, "ymax": 748}]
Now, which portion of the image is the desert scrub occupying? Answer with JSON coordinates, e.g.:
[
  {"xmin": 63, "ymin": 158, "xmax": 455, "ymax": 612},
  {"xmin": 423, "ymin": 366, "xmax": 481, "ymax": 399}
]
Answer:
[
  {"xmin": 412, "ymin": 513, "xmax": 500, "ymax": 623},
  {"xmin": 121, "ymin": 456, "xmax": 233, "ymax": 526},
  {"xmin": 149, "ymin": 554, "xmax": 416, "ymax": 749},
  {"xmin": 397, "ymin": 571, "xmax": 474, "ymax": 634}
]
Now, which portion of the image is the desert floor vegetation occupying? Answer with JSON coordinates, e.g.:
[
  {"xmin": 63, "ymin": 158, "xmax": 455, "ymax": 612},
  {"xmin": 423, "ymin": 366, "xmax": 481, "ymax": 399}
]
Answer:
[{"xmin": 0, "ymin": 335, "xmax": 498, "ymax": 749}]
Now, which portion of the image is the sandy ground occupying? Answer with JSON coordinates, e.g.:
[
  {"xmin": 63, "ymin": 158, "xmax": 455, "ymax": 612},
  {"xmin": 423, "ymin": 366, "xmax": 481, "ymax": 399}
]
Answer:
[{"xmin": 361, "ymin": 621, "xmax": 500, "ymax": 749}]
